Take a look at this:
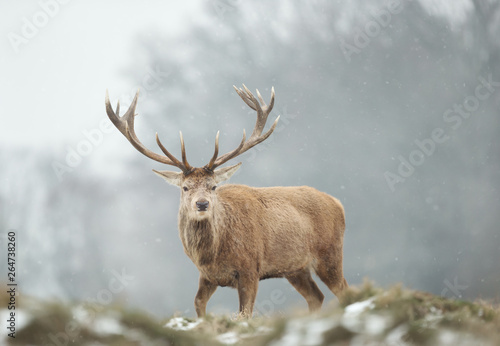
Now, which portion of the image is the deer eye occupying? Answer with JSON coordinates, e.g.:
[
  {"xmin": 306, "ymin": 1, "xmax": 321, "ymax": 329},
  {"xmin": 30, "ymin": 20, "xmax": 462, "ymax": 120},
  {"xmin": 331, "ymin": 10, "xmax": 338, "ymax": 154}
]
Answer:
[
  {"xmin": 183, "ymin": 186, "xmax": 188, "ymax": 192},
  {"xmin": 212, "ymin": 186, "xmax": 217, "ymax": 191}
]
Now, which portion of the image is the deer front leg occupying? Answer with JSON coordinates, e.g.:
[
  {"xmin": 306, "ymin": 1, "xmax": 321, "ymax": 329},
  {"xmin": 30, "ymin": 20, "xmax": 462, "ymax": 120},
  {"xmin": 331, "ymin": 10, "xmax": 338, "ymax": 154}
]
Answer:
[
  {"xmin": 237, "ymin": 272, "xmax": 259, "ymax": 318},
  {"xmin": 194, "ymin": 275, "xmax": 217, "ymax": 318}
]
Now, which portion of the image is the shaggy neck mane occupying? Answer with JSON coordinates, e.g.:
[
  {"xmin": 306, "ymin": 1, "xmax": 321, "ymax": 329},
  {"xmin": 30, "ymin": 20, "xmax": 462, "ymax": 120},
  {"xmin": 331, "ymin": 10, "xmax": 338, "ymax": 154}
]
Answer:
[{"xmin": 180, "ymin": 215, "xmax": 220, "ymax": 266}]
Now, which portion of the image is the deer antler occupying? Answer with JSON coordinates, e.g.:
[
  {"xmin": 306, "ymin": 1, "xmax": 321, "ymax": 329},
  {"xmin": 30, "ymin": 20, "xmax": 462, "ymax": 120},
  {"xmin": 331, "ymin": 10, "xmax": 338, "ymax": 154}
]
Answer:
[
  {"xmin": 105, "ymin": 90, "xmax": 194, "ymax": 174},
  {"xmin": 204, "ymin": 85, "xmax": 280, "ymax": 171}
]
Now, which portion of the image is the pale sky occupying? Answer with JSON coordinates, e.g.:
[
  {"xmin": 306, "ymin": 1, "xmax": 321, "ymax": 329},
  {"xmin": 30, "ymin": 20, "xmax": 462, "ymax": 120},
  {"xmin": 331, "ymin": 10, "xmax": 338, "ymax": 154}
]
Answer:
[{"xmin": 1, "ymin": 0, "xmax": 206, "ymax": 151}]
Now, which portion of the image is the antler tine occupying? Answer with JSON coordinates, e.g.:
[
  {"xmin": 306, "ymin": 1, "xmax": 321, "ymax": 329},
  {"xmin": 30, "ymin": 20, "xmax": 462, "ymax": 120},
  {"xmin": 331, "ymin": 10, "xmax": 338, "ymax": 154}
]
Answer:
[
  {"xmin": 239, "ymin": 85, "xmax": 275, "ymax": 138},
  {"xmin": 179, "ymin": 131, "xmax": 193, "ymax": 172},
  {"xmin": 256, "ymin": 89, "xmax": 265, "ymax": 106},
  {"xmin": 105, "ymin": 90, "xmax": 190, "ymax": 173},
  {"xmin": 115, "ymin": 100, "xmax": 120, "ymax": 117},
  {"xmin": 206, "ymin": 85, "xmax": 279, "ymax": 170},
  {"xmin": 205, "ymin": 130, "xmax": 247, "ymax": 171},
  {"xmin": 252, "ymin": 87, "xmax": 273, "ymax": 138},
  {"xmin": 155, "ymin": 133, "xmax": 184, "ymax": 168},
  {"xmin": 206, "ymin": 131, "xmax": 220, "ymax": 170},
  {"xmin": 268, "ymin": 86, "xmax": 275, "ymax": 112},
  {"xmin": 234, "ymin": 85, "xmax": 257, "ymax": 111}
]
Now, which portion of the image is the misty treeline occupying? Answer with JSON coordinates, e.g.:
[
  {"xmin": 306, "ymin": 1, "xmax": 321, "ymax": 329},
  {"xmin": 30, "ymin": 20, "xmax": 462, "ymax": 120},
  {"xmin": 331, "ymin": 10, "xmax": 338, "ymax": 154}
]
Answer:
[{"xmin": 2, "ymin": 0, "xmax": 499, "ymax": 317}]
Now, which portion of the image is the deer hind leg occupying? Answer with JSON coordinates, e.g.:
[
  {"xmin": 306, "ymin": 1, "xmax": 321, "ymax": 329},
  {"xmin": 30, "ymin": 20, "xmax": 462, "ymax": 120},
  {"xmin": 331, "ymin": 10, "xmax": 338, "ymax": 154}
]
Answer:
[
  {"xmin": 285, "ymin": 267, "xmax": 324, "ymax": 312},
  {"xmin": 194, "ymin": 275, "xmax": 217, "ymax": 318},
  {"xmin": 237, "ymin": 272, "xmax": 259, "ymax": 318},
  {"xmin": 314, "ymin": 250, "xmax": 348, "ymax": 299}
]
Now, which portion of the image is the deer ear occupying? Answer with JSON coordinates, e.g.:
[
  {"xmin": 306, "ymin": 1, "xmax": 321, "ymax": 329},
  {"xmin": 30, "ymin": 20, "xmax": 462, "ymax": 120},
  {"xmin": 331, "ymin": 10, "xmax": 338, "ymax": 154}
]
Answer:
[
  {"xmin": 153, "ymin": 169, "xmax": 183, "ymax": 186},
  {"xmin": 214, "ymin": 162, "xmax": 241, "ymax": 184}
]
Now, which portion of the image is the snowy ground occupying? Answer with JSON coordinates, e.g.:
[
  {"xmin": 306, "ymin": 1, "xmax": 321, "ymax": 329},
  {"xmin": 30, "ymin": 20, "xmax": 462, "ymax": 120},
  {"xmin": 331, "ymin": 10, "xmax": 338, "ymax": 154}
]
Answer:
[
  {"xmin": 2, "ymin": 283, "xmax": 499, "ymax": 345},
  {"xmin": 162, "ymin": 286, "xmax": 500, "ymax": 345}
]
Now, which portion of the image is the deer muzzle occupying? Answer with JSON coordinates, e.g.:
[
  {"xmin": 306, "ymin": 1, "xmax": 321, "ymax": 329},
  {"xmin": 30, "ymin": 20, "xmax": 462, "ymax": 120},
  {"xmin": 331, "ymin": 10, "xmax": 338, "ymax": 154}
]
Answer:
[{"xmin": 196, "ymin": 200, "xmax": 209, "ymax": 212}]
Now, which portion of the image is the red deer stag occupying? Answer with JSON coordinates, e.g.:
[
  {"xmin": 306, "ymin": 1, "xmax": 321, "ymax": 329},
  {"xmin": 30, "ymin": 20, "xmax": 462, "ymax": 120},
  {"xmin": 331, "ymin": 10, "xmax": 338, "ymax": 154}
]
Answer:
[{"xmin": 105, "ymin": 85, "xmax": 348, "ymax": 317}]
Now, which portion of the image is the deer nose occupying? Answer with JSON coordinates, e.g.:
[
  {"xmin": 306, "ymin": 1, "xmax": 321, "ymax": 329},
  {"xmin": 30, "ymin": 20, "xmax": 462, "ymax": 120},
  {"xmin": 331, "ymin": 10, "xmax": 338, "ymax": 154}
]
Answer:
[{"xmin": 196, "ymin": 201, "xmax": 209, "ymax": 211}]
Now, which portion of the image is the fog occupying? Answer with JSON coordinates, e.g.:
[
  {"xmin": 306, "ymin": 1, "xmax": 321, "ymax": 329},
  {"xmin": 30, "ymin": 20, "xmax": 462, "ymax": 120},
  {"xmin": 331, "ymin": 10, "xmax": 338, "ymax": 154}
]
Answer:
[{"xmin": 1, "ymin": 0, "xmax": 499, "ymax": 318}]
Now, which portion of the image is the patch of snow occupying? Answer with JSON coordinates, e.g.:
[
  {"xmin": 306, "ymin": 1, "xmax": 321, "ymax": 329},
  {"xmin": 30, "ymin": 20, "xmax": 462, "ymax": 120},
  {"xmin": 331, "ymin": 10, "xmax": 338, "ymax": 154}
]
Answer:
[
  {"xmin": 303, "ymin": 318, "xmax": 338, "ymax": 345},
  {"xmin": 365, "ymin": 314, "xmax": 388, "ymax": 335},
  {"xmin": 270, "ymin": 316, "xmax": 338, "ymax": 346},
  {"xmin": 93, "ymin": 316, "xmax": 124, "ymax": 336},
  {"xmin": 341, "ymin": 297, "xmax": 375, "ymax": 332},
  {"xmin": 217, "ymin": 331, "xmax": 240, "ymax": 345},
  {"xmin": 72, "ymin": 305, "xmax": 90, "ymax": 324},
  {"xmin": 344, "ymin": 297, "xmax": 376, "ymax": 314},
  {"xmin": 438, "ymin": 329, "xmax": 458, "ymax": 345},
  {"xmin": 385, "ymin": 324, "xmax": 409, "ymax": 345},
  {"xmin": 164, "ymin": 317, "xmax": 201, "ymax": 331}
]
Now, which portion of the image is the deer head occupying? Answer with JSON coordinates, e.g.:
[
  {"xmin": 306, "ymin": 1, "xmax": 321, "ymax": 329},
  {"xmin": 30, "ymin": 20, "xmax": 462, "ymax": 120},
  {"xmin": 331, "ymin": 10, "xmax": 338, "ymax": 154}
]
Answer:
[{"xmin": 105, "ymin": 85, "xmax": 280, "ymax": 220}]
